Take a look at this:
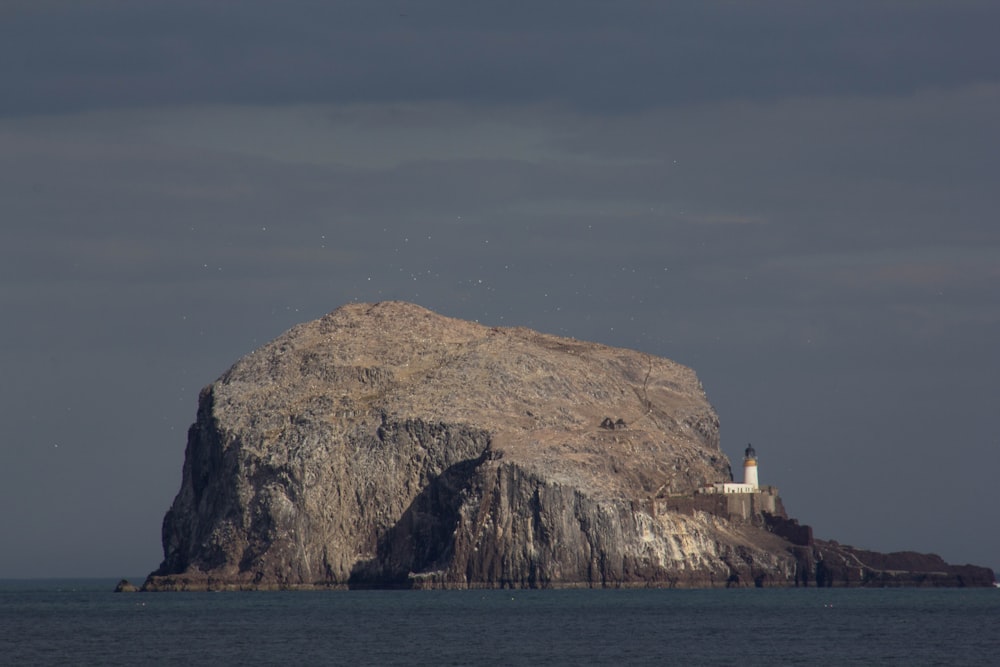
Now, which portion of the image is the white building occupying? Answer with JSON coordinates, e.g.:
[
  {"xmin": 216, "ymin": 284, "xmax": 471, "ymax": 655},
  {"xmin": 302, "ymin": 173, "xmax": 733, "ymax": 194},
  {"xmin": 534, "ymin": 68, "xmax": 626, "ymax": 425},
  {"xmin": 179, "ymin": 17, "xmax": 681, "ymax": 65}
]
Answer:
[{"xmin": 699, "ymin": 444, "xmax": 761, "ymax": 495}]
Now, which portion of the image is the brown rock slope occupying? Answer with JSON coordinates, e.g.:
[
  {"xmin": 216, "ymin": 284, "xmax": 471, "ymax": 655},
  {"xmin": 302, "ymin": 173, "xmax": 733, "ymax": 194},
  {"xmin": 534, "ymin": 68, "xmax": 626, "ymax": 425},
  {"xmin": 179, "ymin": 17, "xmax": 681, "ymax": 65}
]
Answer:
[{"xmin": 144, "ymin": 302, "xmax": 994, "ymax": 590}]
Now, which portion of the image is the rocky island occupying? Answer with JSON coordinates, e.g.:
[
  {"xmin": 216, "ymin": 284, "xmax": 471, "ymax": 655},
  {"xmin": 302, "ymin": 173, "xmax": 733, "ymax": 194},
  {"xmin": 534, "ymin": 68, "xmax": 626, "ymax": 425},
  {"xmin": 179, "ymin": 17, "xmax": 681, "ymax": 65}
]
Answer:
[{"xmin": 143, "ymin": 302, "xmax": 994, "ymax": 590}]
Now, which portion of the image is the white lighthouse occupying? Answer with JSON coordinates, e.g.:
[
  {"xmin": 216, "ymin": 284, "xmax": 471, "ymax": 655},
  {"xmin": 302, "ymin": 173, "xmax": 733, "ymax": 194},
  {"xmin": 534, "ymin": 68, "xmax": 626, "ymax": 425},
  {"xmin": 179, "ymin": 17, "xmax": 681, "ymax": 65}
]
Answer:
[
  {"xmin": 697, "ymin": 444, "xmax": 766, "ymax": 495},
  {"xmin": 743, "ymin": 444, "xmax": 759, "ymax": 489}
]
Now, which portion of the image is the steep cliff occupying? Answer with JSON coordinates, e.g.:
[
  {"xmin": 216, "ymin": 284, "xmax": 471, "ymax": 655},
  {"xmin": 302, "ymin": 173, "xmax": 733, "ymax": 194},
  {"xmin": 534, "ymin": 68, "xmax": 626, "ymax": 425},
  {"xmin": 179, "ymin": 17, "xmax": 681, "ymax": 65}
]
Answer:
[{"xmin": 144, "ymin": 302, "xmax": 994, "ymax": 590}]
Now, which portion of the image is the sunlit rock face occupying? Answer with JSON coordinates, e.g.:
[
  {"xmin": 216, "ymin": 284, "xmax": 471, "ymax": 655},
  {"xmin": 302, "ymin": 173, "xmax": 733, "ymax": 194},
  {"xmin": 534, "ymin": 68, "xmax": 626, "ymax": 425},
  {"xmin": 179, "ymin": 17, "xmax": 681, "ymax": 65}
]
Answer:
[{"xmin": 144, "ymin": 302, "xmax": 995, "ymax": 590}]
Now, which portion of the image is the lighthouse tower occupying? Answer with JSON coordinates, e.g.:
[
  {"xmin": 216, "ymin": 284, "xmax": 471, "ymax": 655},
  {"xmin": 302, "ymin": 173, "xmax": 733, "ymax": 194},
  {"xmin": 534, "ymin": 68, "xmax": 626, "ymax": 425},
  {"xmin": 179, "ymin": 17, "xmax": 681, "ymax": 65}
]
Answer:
[{"xmin": 743, "ymin": 444, "xmax": 759, "ymax": 489}]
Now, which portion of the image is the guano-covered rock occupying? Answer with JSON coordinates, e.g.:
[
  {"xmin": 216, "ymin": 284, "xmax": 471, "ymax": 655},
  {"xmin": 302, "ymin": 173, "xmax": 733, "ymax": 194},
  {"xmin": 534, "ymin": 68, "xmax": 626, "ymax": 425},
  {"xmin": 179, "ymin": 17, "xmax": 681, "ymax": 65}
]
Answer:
[{"xmin": 144, "ymin": 302, "xmax": 995, "ymax": 590}]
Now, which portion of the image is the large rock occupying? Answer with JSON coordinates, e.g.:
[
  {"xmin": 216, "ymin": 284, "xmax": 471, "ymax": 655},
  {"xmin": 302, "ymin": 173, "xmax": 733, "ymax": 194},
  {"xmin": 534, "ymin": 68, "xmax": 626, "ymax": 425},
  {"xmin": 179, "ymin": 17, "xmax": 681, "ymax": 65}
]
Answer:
[{"xmin": 143, "ymin": 302, "xmax": 995, "ymax": 590}]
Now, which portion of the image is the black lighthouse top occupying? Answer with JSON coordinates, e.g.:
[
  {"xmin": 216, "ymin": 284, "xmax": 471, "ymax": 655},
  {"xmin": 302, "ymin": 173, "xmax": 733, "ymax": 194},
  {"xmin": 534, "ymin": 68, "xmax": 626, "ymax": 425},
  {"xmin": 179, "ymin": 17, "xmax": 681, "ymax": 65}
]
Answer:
[{"xmin": 744, "ymin": 444, "xmax": 757, "ymax": 460}]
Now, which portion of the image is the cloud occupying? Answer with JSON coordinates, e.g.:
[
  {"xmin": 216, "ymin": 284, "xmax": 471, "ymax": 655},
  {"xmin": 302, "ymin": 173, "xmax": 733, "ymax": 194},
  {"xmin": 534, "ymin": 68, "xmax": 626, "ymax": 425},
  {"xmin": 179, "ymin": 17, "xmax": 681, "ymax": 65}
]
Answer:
[
  {"xmin": 4, "ymin": 82, "xmax": 997, "ymax": 310},
  {"xmin": 3, "ymin": 2, "xmax": 999, "ymax": 116}
]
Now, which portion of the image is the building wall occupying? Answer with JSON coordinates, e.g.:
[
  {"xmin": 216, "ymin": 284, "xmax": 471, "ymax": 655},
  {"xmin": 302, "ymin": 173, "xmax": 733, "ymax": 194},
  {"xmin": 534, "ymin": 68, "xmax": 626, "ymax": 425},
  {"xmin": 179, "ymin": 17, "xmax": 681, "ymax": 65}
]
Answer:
[
  {"xmin": 699, "ymin": 482, "xmax": 764, "ymax": 494},
  {"xmin": 657, "ymin": 486, "xmax": 781, "ymax": 523}
]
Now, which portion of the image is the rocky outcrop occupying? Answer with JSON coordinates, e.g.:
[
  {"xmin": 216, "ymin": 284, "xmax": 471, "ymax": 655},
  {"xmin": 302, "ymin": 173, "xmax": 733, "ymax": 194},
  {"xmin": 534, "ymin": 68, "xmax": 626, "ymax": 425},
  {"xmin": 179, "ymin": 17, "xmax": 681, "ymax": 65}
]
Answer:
[
  {"xmin": 810, "ymin": 542, "xmax": 994, "ymax": 587},
  {"xmin": 113, "ymin": 579, "xmax": 138, "ymax": 592},
  {"xmin": 143, "ymin": 302, "xmax": 995, "ymax": 590}
]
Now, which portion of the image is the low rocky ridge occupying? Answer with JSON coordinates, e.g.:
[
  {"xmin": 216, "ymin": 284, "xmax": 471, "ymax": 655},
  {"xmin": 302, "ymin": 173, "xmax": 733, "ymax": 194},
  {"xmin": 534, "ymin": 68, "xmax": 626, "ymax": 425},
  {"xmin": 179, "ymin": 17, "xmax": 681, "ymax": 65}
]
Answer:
[{"xmin": 143, "ymin": 302, "xmax": 994, "ymax": 590}]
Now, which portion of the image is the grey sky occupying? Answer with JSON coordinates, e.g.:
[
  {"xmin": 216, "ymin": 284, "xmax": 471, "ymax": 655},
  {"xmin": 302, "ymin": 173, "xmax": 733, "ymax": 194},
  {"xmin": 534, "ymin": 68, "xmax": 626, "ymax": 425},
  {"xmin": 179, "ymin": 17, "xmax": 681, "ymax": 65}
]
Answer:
[{"xmin": 1, "ymin": 1, "xmax": 997, "ymax": 578}]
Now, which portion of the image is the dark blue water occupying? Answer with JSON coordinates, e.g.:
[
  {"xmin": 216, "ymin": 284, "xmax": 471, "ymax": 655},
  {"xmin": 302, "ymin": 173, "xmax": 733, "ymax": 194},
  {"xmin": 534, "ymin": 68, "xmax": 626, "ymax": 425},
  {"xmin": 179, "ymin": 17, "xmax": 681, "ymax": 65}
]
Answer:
[{"xmin": 2, "ymin": 580, "xmax": 998, "ymax": 665}]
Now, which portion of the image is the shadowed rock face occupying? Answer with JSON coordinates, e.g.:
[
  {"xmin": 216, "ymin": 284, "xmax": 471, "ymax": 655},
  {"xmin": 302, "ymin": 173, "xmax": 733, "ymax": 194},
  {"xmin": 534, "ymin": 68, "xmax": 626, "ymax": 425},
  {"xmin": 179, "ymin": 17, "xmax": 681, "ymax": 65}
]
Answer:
[{"xmin": 144, "ymin": 302, "xmax": 995, "ymax": 590}]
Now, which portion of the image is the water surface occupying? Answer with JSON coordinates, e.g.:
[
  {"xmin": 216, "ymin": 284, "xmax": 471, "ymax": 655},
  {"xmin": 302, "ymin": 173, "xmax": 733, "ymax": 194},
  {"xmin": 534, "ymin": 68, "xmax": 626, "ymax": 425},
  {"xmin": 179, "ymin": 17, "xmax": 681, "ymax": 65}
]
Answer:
[{"xmin": 3, "ymin": 580, "xmax": 997, "ymax": 665}]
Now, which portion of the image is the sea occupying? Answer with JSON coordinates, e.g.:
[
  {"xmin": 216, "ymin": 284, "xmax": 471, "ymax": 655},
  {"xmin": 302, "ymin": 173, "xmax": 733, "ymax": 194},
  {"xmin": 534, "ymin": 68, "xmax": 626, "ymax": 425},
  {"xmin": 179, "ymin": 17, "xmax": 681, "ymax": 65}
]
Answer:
[{"xmin": 2, "ymin": 580, "xmax": 998, "ymax": 666}]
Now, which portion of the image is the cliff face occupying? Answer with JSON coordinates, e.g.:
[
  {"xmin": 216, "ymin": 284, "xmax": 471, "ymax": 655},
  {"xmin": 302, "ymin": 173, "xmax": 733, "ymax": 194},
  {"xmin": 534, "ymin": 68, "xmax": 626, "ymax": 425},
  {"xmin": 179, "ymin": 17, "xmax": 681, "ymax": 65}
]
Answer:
[{"xmin": 144, "ymin": 302, "xmax": 994, "ymax": 590}]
